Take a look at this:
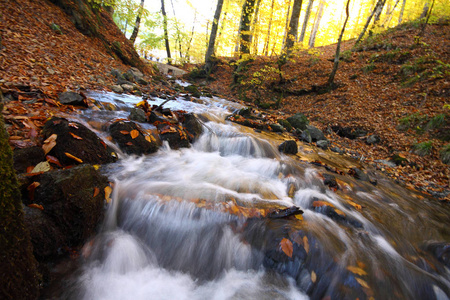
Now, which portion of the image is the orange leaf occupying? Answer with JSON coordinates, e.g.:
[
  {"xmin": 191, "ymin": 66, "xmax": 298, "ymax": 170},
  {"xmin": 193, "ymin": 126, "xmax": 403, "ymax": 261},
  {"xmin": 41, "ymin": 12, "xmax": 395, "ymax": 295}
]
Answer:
[
  {"xmin": 120, "ymin": 130, "xmax": 130, "ymax": 135},
  {"xmin": 69, "ymin": 132, "xmax": 83, "ymax": 140},
  {"xmin": 347, "ymin": 266, "xmax": 367, "ymax": 276},
  {"xmin": 46, "ymin": 155, "xmax": 62, "ymax": 167},
  {"xmin": 68, "ymin": 122, "xmax": 79, "ymax": 129},
  {"xmin": 130, "ymin": 129, "xmax": 139, "ymax": 139},
  {"xmin": 311, "ymin": 271, "xmax": 317, "ymax": 283},
  {"xmin": 280, "ymin": 238, "xmax": 293, "ymax": 258},
  {"xmin": 312, "ymin": 201, "xmax": 334, "ymax": 208},
  {"xmin": 93, "ymin": 187, "xmax": 100, "ymax": 197},
  {"xmin": 126, "ymin": 142, "xmax": 133, "ymax": 146},
  {"xmin": 27, "ymin": 182, "xmax": 40, "ymax": 201},
  {"xmin": 65, "ymin": 152, "xmax": 83, "ymax": 163},
  {"xmin": 303, "ymin": 236, "xmax": 309, "ymax": 253},
  {"xmin": 28, "ymin": 203, "xmax": 44, "ymax": 210},
  {"xmin": 104, "ymin": 186, "xmax": 112, "ymax": 203},
  {"xmin": 356, "ymin": 278, "xmax": 369, "ymax": 289},
  {"xmin": 42, "ymin": 134, "xmax": 57, "ymax": 154}
]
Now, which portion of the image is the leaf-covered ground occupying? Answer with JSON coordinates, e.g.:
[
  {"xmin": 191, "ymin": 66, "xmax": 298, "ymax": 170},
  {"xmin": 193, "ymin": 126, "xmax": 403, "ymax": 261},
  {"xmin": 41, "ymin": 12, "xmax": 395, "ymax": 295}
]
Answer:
[{"xmin": 0, "ymin": 0, "xmax": 448, "ymax": 201}]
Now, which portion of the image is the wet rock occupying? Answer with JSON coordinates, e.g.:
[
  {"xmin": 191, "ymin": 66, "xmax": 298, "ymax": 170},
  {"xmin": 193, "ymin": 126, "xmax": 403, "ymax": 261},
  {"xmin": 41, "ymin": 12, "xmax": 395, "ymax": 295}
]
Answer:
[
  {"xmin": 278, "ymin": 119, "xmax": 293, "ymax": 132},
  {"xmin": 323, "ymin": 174, "xmax": 338, "ymax": 189},
  {"xmin": 111, "ymin": 85, "xmax": 124, "ymax": 93},
  {"xmin": 238, "ymin": 107, "xmax": 252, "ymax": 117},
  {"xmin": 279, "ymin": 140, "xmax": 298, "ymax": 154},
  {"xmin": 286, "ymin": 113, "xmax": 309, "ymax": 131},
  {"xmin": 121, "ymin": 84, "xmax": 135, "ymax": 92},
  {"xmin": 124, "ymin": 67, "xmax": 145, "ymax": 83},
  {"xmin": 421, "ymin": 241, "xmax": 450, "ymax": 267},
  {"xmin": 110, "ymin": 69, "xmax": 125, "ymax": 81},
  {"xmin": 348, "ymin": 167, "xmax": 370, "ymax": 182},
  {"xmin": 109, "ymin": 121, "xmax": 159, "ymax": 155},
  {"xmin": 366, "ymin": 134, "xmax": 380, "ymax": 145},
  {"xmin": 129, "ymin": 107, "xmax": 147, "ymax": 123},
  {"xmin": 185, "ymin": 85, "xmax": 202, "ymax": 98},
  {"xmin": 267, "ymin": 206, "xmax": 303, "ymax": 219},
  {"xmin": 270, "ymin": 123, "xmax": 284, "ymax": 133},
  {"xmin": 330, "ymin": 146, "xmax": 345, "ymax": 154},
  {"xmin": 57, "ymin": 91, "xmax": 87, "ymax": 107},
  {"xmin": 316, "ymin": 140, "xmax": 329, "ymax": 150},
  {"xmin": 23, "ymin": 207, "xmax": 66, "ymax": 259},
  {"xmin": 305, "ymin": 125, "xmax": 326, "ymax": 142},
  {"xmin": 331, "ymin": 125, "xmax": 367, "ymax": 139},
  {"xmin": 157, "ymin": 123, "xmax": 190, "ymax": 149},
  {"xmin": 181, "ymin": 113, "xmax": 203, "ymax": 142},
  {"xmin": 24, "ymin": 164, "xmax": 108, "ymax": 246},
  {"xmin": 13, "ymin": 146, "xmax": 45, "ymax": 173},
  {"xmin": 375, "ymin": 159, "xmax": 397, "ymax": 168},
  {"xmin": 43, "ymin": 117, "xmax": 117, "ymax": 166}
]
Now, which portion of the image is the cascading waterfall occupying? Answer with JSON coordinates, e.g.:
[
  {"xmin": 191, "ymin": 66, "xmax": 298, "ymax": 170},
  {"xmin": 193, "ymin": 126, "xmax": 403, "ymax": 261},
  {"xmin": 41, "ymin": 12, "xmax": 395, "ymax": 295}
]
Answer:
[{"xmin": 59, "ymin": 90, "xmax": 449, "ymax": 300}]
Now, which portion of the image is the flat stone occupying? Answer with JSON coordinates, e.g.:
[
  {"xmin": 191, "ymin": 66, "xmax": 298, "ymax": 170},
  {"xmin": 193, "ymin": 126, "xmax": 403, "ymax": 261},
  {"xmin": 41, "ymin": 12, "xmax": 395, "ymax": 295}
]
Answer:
[{"xmin": 111, "ymin": 85, "xmax": 124, "ymax": 93}]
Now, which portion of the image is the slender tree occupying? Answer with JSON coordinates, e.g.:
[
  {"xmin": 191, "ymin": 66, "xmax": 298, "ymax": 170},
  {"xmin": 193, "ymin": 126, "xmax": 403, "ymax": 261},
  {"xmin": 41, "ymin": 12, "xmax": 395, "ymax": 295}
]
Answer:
[
  {"xmin": 299, "ymin": 0, "xmax": 314, "ymax": 43},
  {"xmin": 238, "ymin": 0, "xmax": 257, "ymax": 56},
  {"xmin": 263, "ymin": 0, "xmax": 275, "ymax": 56},
  {"xmin": 382, "ymin": 0, "xmax": 401, "ymax": 27},
  {"xmin": 398, "ymin": 0, "xmax": 406, "ymax": 25},
  {"xmin": 250, "ymin": 0, "xmax": 262, "ymax": 55},
  {"xmin": 129, "ymin": 0, "xmax": 145, "ymax": 44},
  {"xmin": 308, "ymin": 0, "xmax": 325, "ymax": 48},
  {"xmin": 205, "ymin": 0, "xmax": 225, "ymax": 72},
  {"xmin": 354, "ymin": 0, "xmax": 386, "ymax": 45},
  {"xmin": 282, "ymin": 0, "xmax": 293, "ymax": 48},
  {"xmin": 161, "ymin": 0, "xmax": 172, "ymax": 64},
  {"xmin": 419, "ymin": 0, "xmax": 435, "ymax": 36},
  {"xmin": 327, "ymin": 0, "xmax": 351, "ymax": 87},
  {"xmin": 284, "ymin": 0, "xmax": 303, "ymax": 53},
  {"xmin": 170, "ymin": 0, "xmax": 183, "ymax": 60}
]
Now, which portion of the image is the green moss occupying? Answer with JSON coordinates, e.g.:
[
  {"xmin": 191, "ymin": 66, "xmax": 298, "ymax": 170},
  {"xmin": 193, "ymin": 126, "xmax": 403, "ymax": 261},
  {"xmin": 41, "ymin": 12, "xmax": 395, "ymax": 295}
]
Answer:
[
  {"xmin": 440, "ymin": 144, "xmax": 450, "ymax": 164},
  {"xmin": 412, "ymin": 141, "xmax": 433, "ymax": 156},
  {"xmin": 0, "ymin": 92, "xmax": 40, "ymax": 299}
]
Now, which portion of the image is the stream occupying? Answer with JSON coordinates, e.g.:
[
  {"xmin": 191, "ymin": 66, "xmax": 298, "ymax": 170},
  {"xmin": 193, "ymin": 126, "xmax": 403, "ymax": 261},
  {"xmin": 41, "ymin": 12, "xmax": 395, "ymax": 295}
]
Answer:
[{"xmin": 57, "ymin": 87, "xmax": 449, "ymax": 300}]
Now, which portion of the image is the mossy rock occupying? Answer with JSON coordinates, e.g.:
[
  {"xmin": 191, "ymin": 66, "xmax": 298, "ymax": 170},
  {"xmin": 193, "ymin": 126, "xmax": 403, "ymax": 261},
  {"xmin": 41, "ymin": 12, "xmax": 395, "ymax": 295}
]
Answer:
[{"xmin": 286, "ymin": 113, "xmax": 309, "ymax": 131}]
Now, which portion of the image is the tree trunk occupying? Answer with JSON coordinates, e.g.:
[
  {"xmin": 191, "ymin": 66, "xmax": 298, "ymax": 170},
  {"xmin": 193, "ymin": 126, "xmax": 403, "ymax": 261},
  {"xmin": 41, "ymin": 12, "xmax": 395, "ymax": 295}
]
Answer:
[
  {"xmin": 250, "ymin": 0, "xmax": 262, "ymax": 55},
  {"xmin": 185, "ymin": 12, "xmax": 197, "ymax": 62},
  {"xmin": 161, "ymin": 0, "xmax": 172, "ymax": 64},
  {"xmin": 327, "ymin": 0, "xmax": 350, "ymax": 87},
  {"xmin": 0, "ymin": 91, "xmax": 40, "ymax": 300},
  {"xmin": 282, "ymin": 0, "xmax": 293, "ymax": 48},
  {"xmin": 263, "ymin": 0, "xmax": 275, "ymax": 56},
  {"xmin": 398, "ymin": 0, "xmax": 406, "ymax": 24},
  {"xmin": 354, "ymin": 0, "xmax": 385, "ymax": 45},
  {"xmin": 284, "ymin": 0, "xmax": 303, "ymax": 53},
  {"xmin": 299, "ymin": 0, "xmax": 314, "ymax": 43},
  {"xmin": 419, "ymin": 0, "xmax": 435, "ymax": 36},
  {"xmin": 420, "ymin": 0, "xmax": 430, "ymax": 19},
  {"xmin": 205, "ymin": 0, "xmax": 224, "ymax": 72},
  {"xmin": 238, "ymin": 0, "xmax": 257, "ymax": 56},
  {"xmin": 371, "ymin": 0, "xmax": 386, "ymax": 31},
  {"xmin": 308, "ymin": 0, "xmax": 325, "ymax": 48},
  {"xmin": 129, "ymin": 0, "xmax": 145, "ymax": 44},
  {"xmin": 170, "ymin": 0, "xmax": 183, "ymax": 60},
  {"xmin": 382, "ymin": 0, "xmax": 401, "ymax": 27}
]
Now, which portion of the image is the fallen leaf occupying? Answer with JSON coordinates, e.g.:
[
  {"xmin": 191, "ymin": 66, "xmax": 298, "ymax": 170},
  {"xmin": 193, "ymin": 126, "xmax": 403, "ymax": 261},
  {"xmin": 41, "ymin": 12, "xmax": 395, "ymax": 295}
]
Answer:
[
  {"xmin": 347, "ymin": 266, "xmax": 367, "ymax": 276},
  {"xmin": 27, "ymin": 182, "xmax": 40, "ymax": 201},
  {"xmin": 120, "ymin": 130, "xmax": 129, "ymax": 135},
  {"xmin": 280, "ymin": 238, "xmax": 293, "ymax": 258},
  {"xmin": 312, "ymin": 200, "xmax": 334, "ymax": 208},
  {"xmin": 130, "ymin": 129, "xmax": 139, "ymax": 139},
  {"xmin": 93, "ymin": 187, "xmax": 100, "ymax": 197},
  {"xmin": 145, "ymin": 135, "xmax": 155, "ymax": 143},
  {"xmin": 104, "ymin": 186, "xmax": 112, "ymax": 203},
  {"xmin": 69, "ymin": 132, "xmax": 83, "ymax": 140},
  {"xmin": 303, "ymin": 236, "xmax": 309, "ymax": 253},
  {"xmin": 65, "ymin": 152, "xmax": 83, "ymax": 163},
  {"xmin": 126, "ymin": 142, "xmax": 133, "ymax": 146},
  {"xmin": 31, "ymin": 161, "xmax": 51, "ymax": 173},
  {"xmin": 356, "ymin": 277, "xmax": 369, "ymax": 289},
  {"xmin": 46, "ymin": 155, "xmax": 62, "ymax": 167},
  {"xmin": 68, "ymin": 122, "xmax": 79, "ymax": 129},
  {"xmin": 28, "ymin": 203, "xmax": 44, "ymax": 210},
  {"xmin": 42, "ymin": 134, "xmax": 57, "ymax": 154},
  {"xmin": 311, "ymin": 271, "xmax": 317, "ymax": 283}
]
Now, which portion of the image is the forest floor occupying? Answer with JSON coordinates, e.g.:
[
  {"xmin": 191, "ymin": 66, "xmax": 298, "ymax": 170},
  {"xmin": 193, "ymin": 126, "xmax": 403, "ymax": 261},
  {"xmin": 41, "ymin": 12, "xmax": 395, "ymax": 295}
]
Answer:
[
  {"xmin": 1, "ymin": 0, "xmax": 449, "ymax": 201},
  {"xmin": 193, "ymin": 21, "xmax": 450, "ymax": 202}
]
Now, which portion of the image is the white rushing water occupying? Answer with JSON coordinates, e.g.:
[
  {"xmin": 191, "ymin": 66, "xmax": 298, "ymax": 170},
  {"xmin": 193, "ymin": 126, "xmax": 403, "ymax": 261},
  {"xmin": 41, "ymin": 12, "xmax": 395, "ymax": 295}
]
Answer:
[{"xmin": 67, "ymin": 91, "xmax": 450, "ymax": 300}]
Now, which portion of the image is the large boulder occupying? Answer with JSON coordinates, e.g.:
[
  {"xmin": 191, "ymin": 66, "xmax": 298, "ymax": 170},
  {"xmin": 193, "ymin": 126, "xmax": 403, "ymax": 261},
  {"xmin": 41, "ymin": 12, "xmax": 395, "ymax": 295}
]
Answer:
[
  {"xmin": 109, "ymin": 121, "xmax": 159, "ymax": 155},
  {"xmin": 43, "ymin": 117, "xmax": 117, "ymax": 166},
  {"xmin": 279, "ymin": 140, "xmax": 298, "ymax": 154},
  {"xmin": 300, "ymin": 125, "xmax": 326, "ymax": 143},
  {"xmin": 157, "ymin": 122, "xmax": 190, "ymax": 149},
  {"xmin": 23, "ymin": 164, "xmax": 108, "ymax": 247},
  {"xmin": 181, "ymin": 113, "xmax": 203, "ymax": 142},
  {"xmin": 286, "ymin": 113, "xmax": 309, "ymax": 131},
  {"xmin": 331, "ymin": 125, "xmax": 367, "ymax": 140},
  {"xmin": 13, "ymin": 146, "xmax": 45, "ymax": 173}
]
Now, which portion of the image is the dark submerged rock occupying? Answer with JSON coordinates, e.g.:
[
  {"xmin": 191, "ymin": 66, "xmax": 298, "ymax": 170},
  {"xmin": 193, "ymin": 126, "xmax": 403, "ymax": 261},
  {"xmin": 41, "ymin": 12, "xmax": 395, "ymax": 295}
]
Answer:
[
  {"xmin": 181, "ymin": 113, "xmax": 203, "ymax": 142},
  {"xmin": 109, "ymin": 121, "xmax": 159, "ymax": 155},
  {"xmin": 129, "ymin": 107, "xmax": 147, "ymax": 123},
  {"xmin": 316, "ymin": 140, "xmax": 330, "ymax": 150},
  {"xmin": 331, "ymin": 125, "xmax": 367, "ymax": 140},
  {"xmin": 43, "ymin": 117, "xmax": 117, "ymax": 166},
  {"xmin": 279, "ymin": 140, "xmax": 298, "ymax": 154}
]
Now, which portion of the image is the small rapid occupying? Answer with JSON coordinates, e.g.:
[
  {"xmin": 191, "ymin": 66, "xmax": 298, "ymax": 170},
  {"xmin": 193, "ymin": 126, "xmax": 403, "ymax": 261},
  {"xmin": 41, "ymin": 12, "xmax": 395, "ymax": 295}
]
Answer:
[{"xmin": 59, "ymin": 90, "xmax": 449, "ymax": 300}]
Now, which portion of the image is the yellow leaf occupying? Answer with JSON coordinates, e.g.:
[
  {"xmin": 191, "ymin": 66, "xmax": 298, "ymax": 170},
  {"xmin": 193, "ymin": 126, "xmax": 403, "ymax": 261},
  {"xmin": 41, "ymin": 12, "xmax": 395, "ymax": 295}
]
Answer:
[
  {"xmin": 93, "ymin": 164, "xmax": 100, "ymax": 170},
  {"xmin": 347, "ymin": 266, "xmax": 367, "ymax": 276},
  {"xmin": 311, "ymin": 271, "xmax": 316, "ymax": 283},
  {"xmin": 335, "ymin": 209, "xmax": 346, "ymax": 217},
  {"xmin": 130, "ymin": 129, "xmax": 139, "ymax": 139},
  {"xmin": 65, "ymin": 152, "xmax": 83, "ymax": 163},
  {"xmin": 93, "ymin": 187, "xmax": 100, "ymax": 197},
  {"xmin": 356, "ymin": 277, "xmax": 369, "ymax": 289},
  {"xmin": 136, "ymin": 100, "xmax": 147, "ymax": 107},
  {"xmin": 31, "ymin": 161, "xmax": 51, "ymax": 173},
  {"xmin": 295, "ymin": 214, "xmax": 303, "ymax": 221},
  {"xmin": 104, "ymin": 186, "xmax": 112, "ymax": 203},
  {"xmin": 303, "ymin": 236, "xmax": 309, "ymax": 253},
  {"xmin": 280, "ymin": 238, "xmax": 293, "ymax": 258}
]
